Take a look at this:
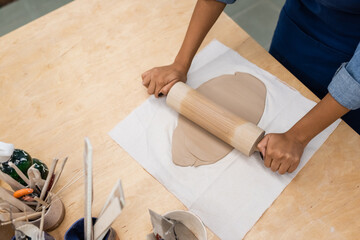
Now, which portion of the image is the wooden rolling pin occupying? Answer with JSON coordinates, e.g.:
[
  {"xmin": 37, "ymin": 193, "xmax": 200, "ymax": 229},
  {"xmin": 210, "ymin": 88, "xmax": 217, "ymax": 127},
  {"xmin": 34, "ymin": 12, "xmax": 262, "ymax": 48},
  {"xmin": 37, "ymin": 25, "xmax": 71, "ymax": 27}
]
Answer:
[{"xmin": 166, "ymin": 82, "xmax": 265, "ymax": 156}]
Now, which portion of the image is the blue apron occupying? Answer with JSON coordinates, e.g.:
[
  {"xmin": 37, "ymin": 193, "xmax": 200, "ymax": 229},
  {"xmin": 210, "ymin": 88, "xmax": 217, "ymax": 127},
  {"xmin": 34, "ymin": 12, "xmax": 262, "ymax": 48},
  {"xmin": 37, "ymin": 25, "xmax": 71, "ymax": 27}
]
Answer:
[{"xmin": 269, "ymin": 0, "xmax": 360, "ymax": 134}]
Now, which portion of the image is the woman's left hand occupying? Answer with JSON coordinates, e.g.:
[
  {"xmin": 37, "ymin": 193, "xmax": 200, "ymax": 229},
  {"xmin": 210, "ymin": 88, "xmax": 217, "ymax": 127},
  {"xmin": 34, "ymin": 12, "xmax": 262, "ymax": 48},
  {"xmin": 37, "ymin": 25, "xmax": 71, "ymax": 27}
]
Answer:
[{"xmin": 257, "ymin": 132, "xmax": 306, "ymax": 174}]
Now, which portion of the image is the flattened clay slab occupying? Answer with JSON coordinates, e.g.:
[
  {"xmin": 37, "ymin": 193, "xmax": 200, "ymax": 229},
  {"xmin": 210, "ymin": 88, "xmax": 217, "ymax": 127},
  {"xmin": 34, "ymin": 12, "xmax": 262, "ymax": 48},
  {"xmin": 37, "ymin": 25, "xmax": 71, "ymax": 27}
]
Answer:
[{"xmin": 172, "ymin": 72, "xmax": 267, "ymax": 167}]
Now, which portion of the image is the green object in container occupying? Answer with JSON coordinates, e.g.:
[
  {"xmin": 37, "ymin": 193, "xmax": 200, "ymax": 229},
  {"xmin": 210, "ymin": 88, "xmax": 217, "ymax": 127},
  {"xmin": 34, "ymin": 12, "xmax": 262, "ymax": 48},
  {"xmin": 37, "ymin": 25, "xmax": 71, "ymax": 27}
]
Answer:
[
  {"xmin": 33, "ymin": 158, "xmax": 49, "ymax": 180},
  {"xmin": 0, "ymin": 149, "xmax": 32, "ymax": 186}
]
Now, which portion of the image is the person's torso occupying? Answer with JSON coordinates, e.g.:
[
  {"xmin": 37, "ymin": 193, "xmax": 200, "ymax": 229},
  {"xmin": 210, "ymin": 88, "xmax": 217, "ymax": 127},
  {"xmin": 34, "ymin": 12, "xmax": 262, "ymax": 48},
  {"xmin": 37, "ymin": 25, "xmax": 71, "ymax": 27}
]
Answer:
[{"xmin": 284, "ymin": 0, "xmax": 360, "ymax": 56}]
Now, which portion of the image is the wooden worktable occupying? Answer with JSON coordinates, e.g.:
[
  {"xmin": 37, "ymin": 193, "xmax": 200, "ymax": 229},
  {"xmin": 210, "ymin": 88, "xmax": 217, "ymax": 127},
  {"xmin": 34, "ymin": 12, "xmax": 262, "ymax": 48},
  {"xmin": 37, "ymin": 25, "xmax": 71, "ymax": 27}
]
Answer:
[{"xmin": 0, "ymin": 0, "xmax": 359, "ymax": 239}]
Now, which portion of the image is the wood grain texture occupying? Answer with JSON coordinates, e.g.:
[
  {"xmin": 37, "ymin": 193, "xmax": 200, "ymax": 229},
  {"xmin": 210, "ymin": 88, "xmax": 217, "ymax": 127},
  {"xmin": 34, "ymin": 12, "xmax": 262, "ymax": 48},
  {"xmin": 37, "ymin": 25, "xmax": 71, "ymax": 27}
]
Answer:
[
  {"xmin": 166, "ymin": 82, "xmax": 264, "ymax": 156},
  {"xmin": 0, "ymin": 0, "xmax": 359, "ymax": 239}
]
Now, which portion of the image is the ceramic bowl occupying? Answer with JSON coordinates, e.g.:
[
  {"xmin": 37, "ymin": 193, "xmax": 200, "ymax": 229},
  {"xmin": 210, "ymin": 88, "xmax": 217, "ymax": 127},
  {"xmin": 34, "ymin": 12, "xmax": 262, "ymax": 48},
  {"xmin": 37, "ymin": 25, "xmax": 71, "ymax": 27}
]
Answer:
[
  {"xmin": 164, "ymin": 210, "xmax": 207, "ymax": 240},
  {"xmin": 29, "ymin": 196, "xmax": 65, "ymax": 231}
]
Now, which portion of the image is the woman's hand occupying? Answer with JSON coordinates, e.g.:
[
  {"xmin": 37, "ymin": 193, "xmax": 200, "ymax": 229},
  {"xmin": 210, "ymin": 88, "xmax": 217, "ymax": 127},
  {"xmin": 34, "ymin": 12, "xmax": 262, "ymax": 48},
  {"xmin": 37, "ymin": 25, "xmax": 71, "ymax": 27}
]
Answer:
[
  {"xmin": 141, "ymin": 0, "xmax": 226, "ymax": 97},
  {"xmin": 257, "ymin": 132, "xmax": 306, "ymax": 174},
  {"xmin": 257, "ymin": 93, "xmax": 349, "ymax": 175},
  {"xmin": 141, "ymin": 62, "xmax": 187, "ymax": 97}
]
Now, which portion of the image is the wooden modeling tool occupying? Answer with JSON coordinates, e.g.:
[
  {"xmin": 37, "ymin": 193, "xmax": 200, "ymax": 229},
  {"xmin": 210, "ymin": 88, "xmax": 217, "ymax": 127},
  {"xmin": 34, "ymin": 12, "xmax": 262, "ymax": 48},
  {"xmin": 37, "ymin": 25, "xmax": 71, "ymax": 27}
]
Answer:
[
  {"xmin": 98, "ymin": 179, "xmax": 125, "ymax": 217},
  {"xmin": 93, "ymin": 197, "xmax": 122, "ymax": 240},
  {"xmin": 0, "ymin": 153, "xmax": 69, "ymax": 234},
  {"xmin": 51, "ymin": 157, "xmax": 68, "ymax": 190},
  {"xmin": 8, "ymin": 162, "xmax": 30, "ymax": 186},
  {"xmin": 0, "ymin": 170, "xmax": 25, "ymax": 191},
  {"xmin": 45, "ymin": 156, "xmax": 69, "ymax": 202},
  {"xmin": 84, "ymin": 138, "xmax": 93, "ymax": 240},
  {"xmin": 39, "ymin": 206, "xmax": 46, "ymax": 232},
  {"xmin": 95, "ymin": 179, "xmax": 125, "ymax": 240},
  {"xmin": 36, "ymin": 158, "xmax": 58, "ymax": 210},
  {"xmin": 27, "ymin": 167, "xmax": 44, "ymax": 194},
  {"xmin": 0, "ymin": 187, "xmax": 35, "ymax": 213},
  {"xmin": 166, "ymin": 82, "xmax": 265, "ymax": 156}
]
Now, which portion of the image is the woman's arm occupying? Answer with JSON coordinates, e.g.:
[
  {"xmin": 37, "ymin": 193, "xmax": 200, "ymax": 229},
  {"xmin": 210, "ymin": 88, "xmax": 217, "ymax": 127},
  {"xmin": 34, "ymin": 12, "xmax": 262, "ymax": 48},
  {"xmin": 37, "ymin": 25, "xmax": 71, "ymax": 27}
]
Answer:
[
  {"xmin": 142, "ymin": 0, "xmax": 226, "ymax": 97},
  {"xmin": 258, "ymin": 42, "xmax": 360, "ymax": 174},
  {"xmin": 257, "ymin": 93, "xmax": 350, "ymax": 174}
]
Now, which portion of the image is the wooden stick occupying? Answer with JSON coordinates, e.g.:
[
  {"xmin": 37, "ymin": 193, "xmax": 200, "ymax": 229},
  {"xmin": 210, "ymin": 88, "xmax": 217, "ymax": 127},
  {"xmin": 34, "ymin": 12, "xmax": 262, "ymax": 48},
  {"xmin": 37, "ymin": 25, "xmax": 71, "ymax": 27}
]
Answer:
[
  {"xmin": 51, "ymin": 171, "xmax": 84, "ymax": 200},
  {"xmin": 166, "ymin": 82, "xmax": 265, "ymax": 156},
  {"xmin": 34, "ymin": 197, "xmax": 49, "ymax": 208},
  {"xmin": 0, "ymin": 170, "xmax": 25, "ymax": 191},
  {"xmin": 0, "ymin": 211, "xmax": 42, "ymax": 226},
  {"xmin": 84, "ymin": 138, "xmax": 93, "ymax": 240},
  {"xmin": 39, "ymin": 206, "xmax": 46, "ymax": 232},
  {"xmin": 0, "ymin": 211, "xmax": 40, "ymax": 222},
  {"xmin": 8, "ymin": 162, "xmax": 30, "ymax": 186},
  {"xmin": 45, "ymin": 156, "xmax": 68, "ymax": 202},
  {"xmin": 23, "ymin": 206, "xmax": 28, "ymax": 222},
  {"xmin": 98, "ymin": 179, "xmax": 125, "ymax": 217},
  {"xmin": 51, "ymin": 157, "xmax": 68, "ymax": 190},
  {"xmin": 27, "ymin": 167, "xmax": 43, "ymax": 194},
  {"xmin": 94, "ymin": 197, "xmax": 122, "ymax": 240},
  {"xmin": 36, "ymin": 158, "xmax": 58, "ymax": 210},
  {"xmin": 0, "ymin": 187, "xmax": 35, "ymax": 213}
]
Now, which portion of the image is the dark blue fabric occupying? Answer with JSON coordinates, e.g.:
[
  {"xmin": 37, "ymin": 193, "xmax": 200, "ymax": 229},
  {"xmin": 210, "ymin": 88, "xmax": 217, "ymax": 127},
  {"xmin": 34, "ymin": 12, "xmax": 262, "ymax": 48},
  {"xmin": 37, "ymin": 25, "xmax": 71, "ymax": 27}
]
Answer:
[
  {"xmin": 316, "ymin": 0, "xmax": 360, "ymax": 13},
  {"xmin": 216, "ymin": 0, "xmax": 236, "ymax": 4},
  {"xmin": 270, "ymin": 0, "xmax": 360, "ymax": 134},
  {"xmin": 64, "ymin": 218, "xmax": 111, "ymax": 240}
]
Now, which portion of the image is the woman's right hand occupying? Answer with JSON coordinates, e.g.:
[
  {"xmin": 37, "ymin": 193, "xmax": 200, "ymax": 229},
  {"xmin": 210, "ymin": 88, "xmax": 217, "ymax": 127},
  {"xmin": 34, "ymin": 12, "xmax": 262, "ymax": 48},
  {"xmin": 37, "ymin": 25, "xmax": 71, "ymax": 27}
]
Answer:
[{"xmin": 141, "ymin": 61, "xmax": 188, "ymax": 98}]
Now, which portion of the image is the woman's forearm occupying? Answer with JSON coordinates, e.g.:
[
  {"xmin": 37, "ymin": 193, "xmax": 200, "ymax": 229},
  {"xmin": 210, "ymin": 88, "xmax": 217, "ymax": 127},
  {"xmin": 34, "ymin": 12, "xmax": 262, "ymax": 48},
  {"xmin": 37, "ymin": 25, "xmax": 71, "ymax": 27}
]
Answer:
[
  {"xmin": 175, "ymin": 0, "xmax": 226, "ymax": 71},
  {"xmin": 287, "ymin": 93, "xmax": 350, "ymax": 145}
]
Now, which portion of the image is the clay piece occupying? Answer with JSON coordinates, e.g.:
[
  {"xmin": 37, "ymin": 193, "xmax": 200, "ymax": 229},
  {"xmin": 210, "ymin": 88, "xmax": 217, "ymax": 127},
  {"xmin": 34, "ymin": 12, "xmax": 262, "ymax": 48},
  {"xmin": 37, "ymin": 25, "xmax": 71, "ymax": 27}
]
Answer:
[{"xmin": 172, "ymin": 72, "xmax": 267, "ymax": 166}]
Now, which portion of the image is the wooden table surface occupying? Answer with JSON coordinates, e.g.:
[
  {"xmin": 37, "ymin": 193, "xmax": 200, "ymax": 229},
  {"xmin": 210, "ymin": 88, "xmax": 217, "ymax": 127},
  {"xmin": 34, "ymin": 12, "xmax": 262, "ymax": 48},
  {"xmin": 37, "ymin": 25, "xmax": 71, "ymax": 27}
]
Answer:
[{"xmin": 0, "ymin": 0, "xmax": 359, "ymax": 239}]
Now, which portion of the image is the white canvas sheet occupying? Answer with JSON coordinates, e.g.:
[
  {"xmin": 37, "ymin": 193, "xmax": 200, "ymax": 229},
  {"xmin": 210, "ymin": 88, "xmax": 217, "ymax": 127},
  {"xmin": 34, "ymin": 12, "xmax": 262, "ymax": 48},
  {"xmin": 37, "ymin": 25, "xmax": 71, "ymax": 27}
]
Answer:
[{"xmin": 109, "ymin": 40, "xmax": 340, "ymax": 239}]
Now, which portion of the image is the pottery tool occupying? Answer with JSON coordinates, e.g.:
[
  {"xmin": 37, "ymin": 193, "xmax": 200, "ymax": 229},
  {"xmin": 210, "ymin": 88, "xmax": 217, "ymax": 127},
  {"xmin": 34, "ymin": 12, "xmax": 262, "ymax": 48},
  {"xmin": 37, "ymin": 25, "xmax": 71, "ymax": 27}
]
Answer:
[
  {"xmin": 93, "ymin": 196, "xmax": 122, "ymax": 240},
  {"xmin": 64, "ymin": 140, "xmax": 124, "ymax": 240},
  {"xmin": 0, "ymin": 187, "xmax": 35, "ymax": 213},
  {"xmin": 0, "ymin": 149, "xmax": 69, "ymax": 233},
  {"xmin": 39, "ymin": 206, "xmax": 46, "ymax": 232},
  {"xmin": 27, "ymin": 167, "xmax": 44, "ymax": 194},
  {"xmin": 13, "ymin": 220, "xmax": 51, "ymax": 240},
  {"xmin": 1, "ymin": 211, "xmax": 43, "ymax": 226},
  {"xmin": 95, "ymin": 179, "xmax": 125, "ymax": 240},
  {"xmin": 84, "ymin": 138, "xmax": 93, "ymax": 240},
  {"xmin": 36, "ymin": 158, "xmax": 58, "ymax": 210},
  {"xmin": 98, "ymin": 179, "xmax": 125, "ymax": 217},
  {"xmin": 166, "ymin": 82, "xmax": 265, "ymax": 156},
  {"xmin": 0, "ymin": 211, "xmax": 40, "ymax": 222},
  {"xmin": 0, "ymin": 170, "xmax": 25, "ymax": 191},
  {"xmin": 50, "ymin": 157, "xmax": 68, "ymax": 191},
  {"xmin": 45, "ymin": 156, "xmax": 69, "ymax": 202},
  {"xmin": 8, "ymin": 162, "xmax": 30, "ymax": 186},
  {"xmin": 50, "ymin": 170, "xmax": 84, "ymax": 200}
]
